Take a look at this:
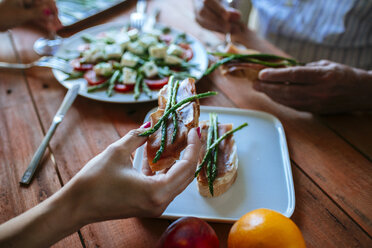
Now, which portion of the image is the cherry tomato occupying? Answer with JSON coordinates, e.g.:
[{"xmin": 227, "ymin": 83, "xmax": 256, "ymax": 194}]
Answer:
[
  {"xmin": 144, "ymin": 77, "xmax": 169, "ymax": 89},
  {"xmin": 114, "ymin": 84, "xmax": 135, "ymax": 92},
  {"xmin": 84, "ymin": 70, "xmax": 107, "ymax": 86},
  {"xmin": 70, "ymin": 58, "xmax": 94, "ymax": 71},
  {"xmin": 179, "ymin": 43, "xmax": 193, "ymax": 61}
]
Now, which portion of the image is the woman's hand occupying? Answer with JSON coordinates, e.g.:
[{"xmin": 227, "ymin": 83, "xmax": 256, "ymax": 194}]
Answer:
[
  {"xmin": 0, "ymin": 125, "xmax": 201, "ymax": 248},
  {"xmin": 254, "ymin": 60, "xmax": 372, "ymax": 114},
  {"xmin": 70, "ymin": 126, "xmax": 202, "ymax": 224},
  {"xmin": 193, "ymin": 0, "xmax": 242, "ymax": 34}
]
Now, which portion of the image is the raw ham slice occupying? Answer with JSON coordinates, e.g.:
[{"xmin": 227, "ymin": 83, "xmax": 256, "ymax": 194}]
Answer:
[
  {"xmin": 146, "ymin": 78, "xmax": 200, "ymax": 171},
  {"xmin": 197, "ymin": 121, "xmax": 238, "ymax": 197}
]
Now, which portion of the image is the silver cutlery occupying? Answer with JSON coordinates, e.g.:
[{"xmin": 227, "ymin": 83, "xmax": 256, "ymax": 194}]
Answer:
[
  {"xmin": 0, "ymin": 56, "xmax": 72, "ymax": 74},
  {"xmin": 142, "ymin": 8, "xmax": 160, "ymax": 32},
  {"xmin": 130, "ymin": 0, "xmax": 148, "ymax": 31},
  {"xmin": 20, "ymin": 84, "xmax": 80, "ymax": 185}
]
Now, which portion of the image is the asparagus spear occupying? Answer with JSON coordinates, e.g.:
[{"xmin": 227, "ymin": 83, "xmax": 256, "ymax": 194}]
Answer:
[
  {"xmin": 106, "ymin": 70, "xmax": 121, "ymax": 97},
  {"xmin": 87, "ymin": 80, "xmax": 109, "ymax": 92},
  {"xmin": 206, "ymin": 113, "xmax": 216, "ymax": 195},
  {"xmin": 152, "ymin": 77, "xmax": 176, "ymax": 163},
  {"xmin": 209, "ymin": 52, "xmax": 299, "ymax": 65},
  {"xmin": 195, "ymin": 122, "xmax": 248, "ymax": 177},
  {"xmin": 210, "ymin": 113, "xmax": 219, "ymax": 194},
  {"xmin": 139, "ymin": 91, "xmax": 218, "ymax": 137},
  {"xmin": 141, "ymin": 80, "xmax": 152, "ymax": 98},
  {"xmin": 171, "ymin": 80, "xmax": 180, "ymax": 144},
  {"xmin": 204, "ymin": 53, "xmax": 301, "ymax": 76},
  {"xmin": 134, "ymin": 74, "xmax": 144, "ymax": 100},
  {"xmin": 153, "ymin": 123, "xmax": 168, "ymax": 163},
  {"xmin": 64, "ymin": 71, "xmax": 84, "ymax": 80}
]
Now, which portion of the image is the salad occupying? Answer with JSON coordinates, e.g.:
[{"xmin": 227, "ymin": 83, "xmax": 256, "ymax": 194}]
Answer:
[{"xmin": 65, "ymin": 26, "xmax": 197, "ymax": 100}]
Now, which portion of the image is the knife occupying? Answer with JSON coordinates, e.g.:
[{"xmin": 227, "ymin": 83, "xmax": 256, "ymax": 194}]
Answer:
[{"xmin": 20, "ymin": 84, "xmax": 80, "ymax": 185}]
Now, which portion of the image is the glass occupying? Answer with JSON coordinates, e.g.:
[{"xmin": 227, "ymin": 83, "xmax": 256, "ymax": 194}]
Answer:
[
  {"xmin": 33, "ymin": 9, "xmax": 63, "ymax": 56},
  {"xmin": 215, "ymin": 0, "xmax": 236, "ymax": 52}
]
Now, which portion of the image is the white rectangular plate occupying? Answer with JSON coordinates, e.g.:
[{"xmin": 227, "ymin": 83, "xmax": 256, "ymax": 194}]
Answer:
[{"xmin": 133, "ymin": 106, "xmax": 295, "ymax": 223}]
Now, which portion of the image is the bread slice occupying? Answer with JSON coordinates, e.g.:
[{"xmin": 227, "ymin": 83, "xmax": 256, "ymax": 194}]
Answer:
[
  {"xmin": 146, "ymin": 78, "xmax": 200, "ymax": 172},
  {"xmin": 197, "ymin": 121, "xmax": 238, "ymax": 197},
  {"xmin": 219, "ymin": 43, "xmax": 265, "ymax": 79}
]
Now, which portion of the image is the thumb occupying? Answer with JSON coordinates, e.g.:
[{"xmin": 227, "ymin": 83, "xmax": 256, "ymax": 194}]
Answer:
[
  {"xmin": 110, "ymin": 122, "xmax": 151, "ymax": 156},
  {"xmin": 258, "ymin": 68, "xmax": 274, "ymax": 81}
]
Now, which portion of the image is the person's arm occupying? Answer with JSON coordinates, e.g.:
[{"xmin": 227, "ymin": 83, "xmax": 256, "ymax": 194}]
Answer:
[
  {"xmin": 254, "ymin": 60, "xmax": 372, "ymax": 114},
  {"xmin": 0, "ymin": 185, "xmax": 82, "ymax": 248},
  {"xmin": 0, "ymin": 126, "xmax": 201, "ymax": 248}
]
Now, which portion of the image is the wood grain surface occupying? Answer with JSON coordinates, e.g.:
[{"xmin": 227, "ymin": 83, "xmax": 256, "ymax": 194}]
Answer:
[
  {"xmin": 1, "ymin": 0, "xmax": 371, "ymax": 247},
  {"xmin": 0, "ymin": 32, "xmax": 82, "ymax": 247}
]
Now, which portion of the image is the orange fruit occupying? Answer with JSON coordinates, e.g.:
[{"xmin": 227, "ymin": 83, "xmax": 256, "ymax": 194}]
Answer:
[{"xmin": 228, "ymin": 209, "xmax": 306, "ymax": 248}]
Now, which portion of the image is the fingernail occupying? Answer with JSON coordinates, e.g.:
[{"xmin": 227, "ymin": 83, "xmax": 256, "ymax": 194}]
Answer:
[
  {"xmin": 258, "ymin": 70, "xmax": 268, "ymax": 80},
  {"xmin": 141, "ymin": 121, "xmax": 151, "ymax": 128},
  {"xmin": 196, "ymin": 127, "xmax": 201, "ymax": 139},
  {"xmin": 43, "ymin": 8, "xmax": 52, "ymax": 16}
]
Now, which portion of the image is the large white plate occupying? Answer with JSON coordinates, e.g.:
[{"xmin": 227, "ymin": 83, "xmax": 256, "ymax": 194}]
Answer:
[
  {"xmin": 133, "ymin": 106, "xmax": 295, "ymax": 223},
  {"xmin": 53, "ymin": 22, "xmax": 208, "ymax": 103}
]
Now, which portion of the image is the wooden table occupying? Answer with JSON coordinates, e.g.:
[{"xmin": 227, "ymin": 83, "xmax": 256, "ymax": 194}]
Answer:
[{"xmin": 1, "ymin": 0, "xmax": 371, "ymax": 247}]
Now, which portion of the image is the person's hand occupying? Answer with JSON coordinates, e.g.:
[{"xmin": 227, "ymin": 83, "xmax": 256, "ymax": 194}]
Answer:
[
  {"xmin": 253, "ymin": 60, "xmax": 372, "ymax": 114},
  {"xmin": 0, "ymin": 0, "xmax": 62, "ymax": 32},
  {"xmin": 0, "ymin": 125, "xmax": 201, "ymax": 248},
  {"xmin": 67, "ymin": 125, "xmax": 202, "ymax": 225},
  {"xmin": 193, "ymin": 0, "xmax": 242, "ymax": 34},
  {"xmin": 33, "ymin": 0, "xmax": 63, "ymax": 32}
]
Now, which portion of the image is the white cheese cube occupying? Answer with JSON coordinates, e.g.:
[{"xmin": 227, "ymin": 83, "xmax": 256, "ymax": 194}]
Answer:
[
  {"xmin": 144, "ymin": 29, "xmax": 162, "ymax": 38},
  {"xmin": 127, "ymin": 29, "xmax": 139, "ymax": 40},
  {"xmin": 122, "ymin": 67, "xmax": 137, "ymax": 85},
  {"xmin": 82, "ymin": 49, "xmax": 104, "ymax": 63},
  {"xmin": 167, "ymin": 44, "xmax": 184, "ymax": 57},
  {"xmin": 120, "ymin": 52, "xmax": 140, "ymax": 67},
  {"xmin": 115, "ymin": 33, "xmax": 131, "ymax": 49},
  {"xmin": 104, "ymin": 44, "xmax": 123, "ymax": 60},
  {"xmin": 141, "ymin": 61, "xmax": 158, "ymax": 78},
  {"xmin": 91, "ymin": 51, "xmax": 105, "ymax": 63},
  {"xmin": 138, "ymin": 35, "xmax": 158, "ymax": 48},
  {"xmin": 149, "ymin": 44, "xmax": 167, "ymax": 59},
  {"xmin": 164, "ymin": 55, "xmax": 183, "ymax": 65},
  {"xmin": 93, "ymin": 62, "xmax": 113, "ymax": 76},
  {"xmin": 82, "ymin": 43, "xmax": 106, "ymax": 63},
  {"xmin": 127, "ymin": 41, "xmax": 146, "ymax": 55}
]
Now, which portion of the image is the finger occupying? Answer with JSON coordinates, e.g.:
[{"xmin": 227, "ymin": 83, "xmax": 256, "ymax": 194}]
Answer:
[
  {"xmin": 226, "ymin": 7, "xmax": 241, "ymax": 22},
  {"xmin": 306, "ymin": 59, "xmax": 332, "ymax": 67},
  {"xmin": 196, "ymin": 4, "xmax": 230, "ymax": 33},
  {"xmin": 258, "ymin": 66, "xmax": 328, "ymax": 84},
  {"xmin": 164, "ymin": 128, "xmax": 201, "ymax": 194},
  {"xmin": 141, "ymin": 146, "xmax": 155, "ymax": 176},
  {"xmin": 204, "ymin": 0, "xmax": 230, "ymax": 21},
  {"xmin": 196, "ymin": 15, "xmax": 230, "ymax": 33},
  {"xmin": 253, "ymin": 81, "xmax": 315, "ymax": 110},
  {"xmin": 109, "ymin": 123, "xmax": 151, "ymax": 156}
]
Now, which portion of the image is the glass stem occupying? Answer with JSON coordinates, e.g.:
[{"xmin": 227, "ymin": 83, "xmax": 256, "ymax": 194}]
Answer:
[{"xmin": 225, "ymin": 32, "xmax": 232, "ymax": 45}]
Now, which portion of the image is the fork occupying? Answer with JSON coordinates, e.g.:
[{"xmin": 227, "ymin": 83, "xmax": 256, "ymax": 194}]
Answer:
[
  {"xmin": 130, "ymin": 0, "xmax": 148, "ymax": 31},
  {"xmin": 0, "ymin": 56, "xmax": 73, "ymax": 74}
]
